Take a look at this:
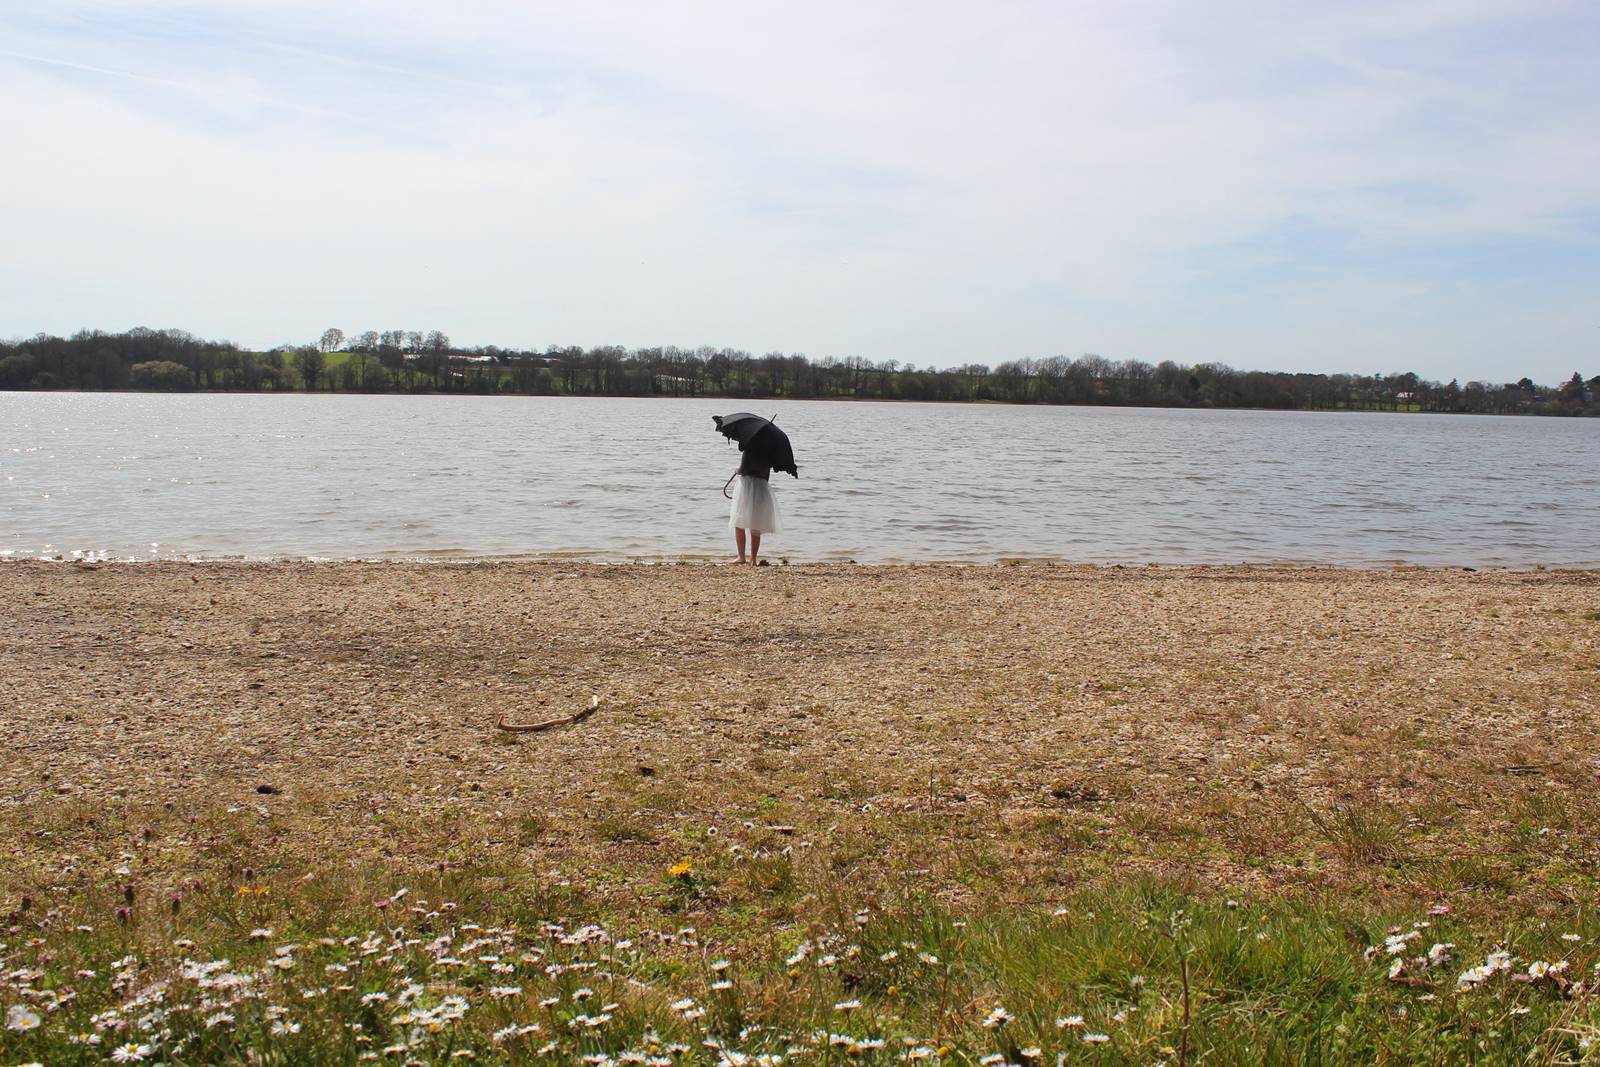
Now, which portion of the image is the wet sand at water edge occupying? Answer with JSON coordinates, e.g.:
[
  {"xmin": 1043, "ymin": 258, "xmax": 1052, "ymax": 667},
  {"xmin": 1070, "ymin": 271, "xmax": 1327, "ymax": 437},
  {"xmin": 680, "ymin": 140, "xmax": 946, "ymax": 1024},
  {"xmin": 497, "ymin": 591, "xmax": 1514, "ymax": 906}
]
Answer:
[{"xmin": 2, "ymin": 561, "xmax": 1597, "ymax": 916}]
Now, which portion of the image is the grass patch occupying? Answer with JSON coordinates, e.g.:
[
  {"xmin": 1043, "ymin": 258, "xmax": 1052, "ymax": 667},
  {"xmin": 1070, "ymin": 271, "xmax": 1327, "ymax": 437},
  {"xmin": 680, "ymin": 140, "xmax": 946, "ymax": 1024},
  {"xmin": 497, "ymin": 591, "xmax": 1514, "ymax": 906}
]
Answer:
[
  {"xmin": 2, "ymin": 870, "xmax": 1598, "ymax": 1065},
  {"xmin": 1300, "ymin": 799, "xmax": 1410, "ymax": 865}
]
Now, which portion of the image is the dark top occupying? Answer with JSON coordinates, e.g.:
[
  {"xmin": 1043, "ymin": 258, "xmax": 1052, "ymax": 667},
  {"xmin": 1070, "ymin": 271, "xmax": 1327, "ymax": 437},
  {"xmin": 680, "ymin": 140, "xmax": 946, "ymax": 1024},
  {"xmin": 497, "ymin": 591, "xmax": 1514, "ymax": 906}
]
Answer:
[{"xmin": 738, "ymin": 454, "xmax": 771, "ymax": 480}]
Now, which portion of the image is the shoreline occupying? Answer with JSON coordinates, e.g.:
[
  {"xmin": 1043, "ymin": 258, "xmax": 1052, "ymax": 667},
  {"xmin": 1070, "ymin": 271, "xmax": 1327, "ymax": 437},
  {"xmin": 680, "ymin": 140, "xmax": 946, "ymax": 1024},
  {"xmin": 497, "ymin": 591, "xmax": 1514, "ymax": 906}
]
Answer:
[
  {"xmin": 8, "ymin": 385, "xmax": 1596, "ymax": 419},
  {"xmin": 7, "ymin": 554, "xmax": 1599, "ymax": 573}
]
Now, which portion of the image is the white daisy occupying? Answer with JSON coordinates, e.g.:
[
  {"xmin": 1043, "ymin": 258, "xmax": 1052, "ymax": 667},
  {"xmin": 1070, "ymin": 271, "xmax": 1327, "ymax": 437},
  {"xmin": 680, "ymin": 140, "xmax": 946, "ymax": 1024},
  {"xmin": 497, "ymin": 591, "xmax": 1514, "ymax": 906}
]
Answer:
[{"xmin": 6, "ymin": 1005, "xmax": 42, "ymax": 1031}]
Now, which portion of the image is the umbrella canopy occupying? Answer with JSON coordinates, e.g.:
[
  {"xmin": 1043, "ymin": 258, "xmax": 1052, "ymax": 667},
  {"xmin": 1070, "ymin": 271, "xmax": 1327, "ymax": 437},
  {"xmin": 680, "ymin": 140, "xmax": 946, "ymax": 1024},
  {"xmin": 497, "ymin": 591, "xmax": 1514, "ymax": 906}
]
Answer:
[{"xmin": 713, "ymin": 412, "xmax": 799, "ymax": 477}]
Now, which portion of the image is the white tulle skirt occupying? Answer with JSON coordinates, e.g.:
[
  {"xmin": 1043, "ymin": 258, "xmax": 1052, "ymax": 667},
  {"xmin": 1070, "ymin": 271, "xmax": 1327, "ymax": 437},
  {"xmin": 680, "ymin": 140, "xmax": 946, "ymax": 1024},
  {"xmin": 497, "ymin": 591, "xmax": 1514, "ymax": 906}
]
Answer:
[{"xmin": 729, "ymin": 475, "xmax": 781, "ymax": 533}]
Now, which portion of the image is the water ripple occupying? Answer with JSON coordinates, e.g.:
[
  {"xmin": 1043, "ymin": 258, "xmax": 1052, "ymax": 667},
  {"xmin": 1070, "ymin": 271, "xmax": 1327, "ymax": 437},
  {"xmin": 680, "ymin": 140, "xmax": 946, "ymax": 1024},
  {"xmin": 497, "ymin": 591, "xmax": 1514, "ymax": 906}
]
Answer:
[{"xmin": 2, "ymin": 393, "xmax": 1598, "ymax": 566}]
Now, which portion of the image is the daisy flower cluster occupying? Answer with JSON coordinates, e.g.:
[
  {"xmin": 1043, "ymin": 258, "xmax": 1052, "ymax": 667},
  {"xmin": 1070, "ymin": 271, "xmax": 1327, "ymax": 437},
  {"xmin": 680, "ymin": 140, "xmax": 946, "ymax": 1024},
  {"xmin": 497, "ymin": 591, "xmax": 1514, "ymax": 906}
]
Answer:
[
  {"xmin": 1366, "ymin": 909, "xmax": 1590, "ymax": 1006},
  {"xmin": 0, "ymin": 889, "xmax": 1158, "ymax": 1066},
  {"xmin": 3, "ymin": 895, "xmax": 706, "ymax": 1064},
  {"xmin": 3, "ymin": 894, "xmax": 973, "ymax": 1065}
]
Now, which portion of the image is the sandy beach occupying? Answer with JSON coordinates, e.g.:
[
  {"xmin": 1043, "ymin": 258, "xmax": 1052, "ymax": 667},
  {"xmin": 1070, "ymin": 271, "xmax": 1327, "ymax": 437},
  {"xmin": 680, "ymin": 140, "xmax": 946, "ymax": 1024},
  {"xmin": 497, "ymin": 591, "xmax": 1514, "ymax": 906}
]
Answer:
[{"xmin": 4, "ymin": 560, "xmax": 1596, "ymax": 920}]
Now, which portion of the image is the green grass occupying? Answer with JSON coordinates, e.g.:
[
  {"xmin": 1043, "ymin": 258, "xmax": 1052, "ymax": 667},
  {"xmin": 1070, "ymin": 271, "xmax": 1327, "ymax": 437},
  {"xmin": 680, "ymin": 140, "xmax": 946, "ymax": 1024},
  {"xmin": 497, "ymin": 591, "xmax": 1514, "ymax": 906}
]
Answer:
[{"xmin": 2, "ymin": 870, "xmax": 1596, "ymax": 1065}]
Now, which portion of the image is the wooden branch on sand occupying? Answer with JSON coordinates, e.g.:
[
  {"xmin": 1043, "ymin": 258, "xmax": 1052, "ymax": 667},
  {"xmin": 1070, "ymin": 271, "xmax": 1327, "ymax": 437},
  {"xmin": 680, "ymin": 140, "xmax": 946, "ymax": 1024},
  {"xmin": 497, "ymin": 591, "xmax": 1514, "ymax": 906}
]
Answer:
[{"xmin": 496, "ymin": 695, "xmax": 602, "ymax": 733}]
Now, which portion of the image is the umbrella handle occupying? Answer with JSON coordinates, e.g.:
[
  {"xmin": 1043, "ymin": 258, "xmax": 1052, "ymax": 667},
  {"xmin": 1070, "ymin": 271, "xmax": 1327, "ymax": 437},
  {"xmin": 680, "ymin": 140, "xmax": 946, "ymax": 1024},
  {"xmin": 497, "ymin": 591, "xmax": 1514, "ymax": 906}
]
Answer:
[{"xmin": 722, "ymin": 472, "xmax": 737, "ymax": 499}]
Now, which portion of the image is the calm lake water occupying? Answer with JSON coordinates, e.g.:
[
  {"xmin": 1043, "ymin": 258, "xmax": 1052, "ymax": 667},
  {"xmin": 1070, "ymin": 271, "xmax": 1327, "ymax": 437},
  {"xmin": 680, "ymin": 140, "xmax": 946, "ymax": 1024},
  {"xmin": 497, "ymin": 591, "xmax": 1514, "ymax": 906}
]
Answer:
[{"xmin": 2, "ymin": 392, "xmax": 1598, "ymax": 566}]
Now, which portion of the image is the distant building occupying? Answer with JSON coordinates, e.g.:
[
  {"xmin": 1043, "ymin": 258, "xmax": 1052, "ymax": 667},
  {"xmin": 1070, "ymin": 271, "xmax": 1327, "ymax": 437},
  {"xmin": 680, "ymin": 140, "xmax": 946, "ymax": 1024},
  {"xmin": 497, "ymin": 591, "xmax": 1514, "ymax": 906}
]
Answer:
[{"xmin": 653, "ymin": 374, "xmax": 697, "ymax": 395}]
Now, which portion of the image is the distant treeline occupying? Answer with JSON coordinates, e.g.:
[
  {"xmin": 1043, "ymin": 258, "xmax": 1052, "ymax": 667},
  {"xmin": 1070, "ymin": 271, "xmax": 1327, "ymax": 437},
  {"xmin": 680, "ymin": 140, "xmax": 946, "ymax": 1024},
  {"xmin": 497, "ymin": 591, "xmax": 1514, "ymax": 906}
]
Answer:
[{"xmin": 3, "ymin": 326, "xmax": 1597, "ymax": 415}]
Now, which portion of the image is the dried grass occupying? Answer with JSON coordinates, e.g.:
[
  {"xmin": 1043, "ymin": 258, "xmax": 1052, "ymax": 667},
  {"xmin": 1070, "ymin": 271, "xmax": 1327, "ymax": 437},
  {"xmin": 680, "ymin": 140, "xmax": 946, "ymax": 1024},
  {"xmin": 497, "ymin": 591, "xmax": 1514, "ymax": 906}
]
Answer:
[{"xmin": 2, "ymin": 560, "xmax": 1597, "ymax": 926}]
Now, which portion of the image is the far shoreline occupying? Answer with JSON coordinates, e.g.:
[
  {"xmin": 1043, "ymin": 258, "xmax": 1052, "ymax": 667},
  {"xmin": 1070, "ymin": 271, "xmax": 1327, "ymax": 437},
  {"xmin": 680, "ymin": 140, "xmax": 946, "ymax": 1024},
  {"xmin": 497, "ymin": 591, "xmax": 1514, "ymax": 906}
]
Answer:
[{"xmin": 6, "ymin": 386, "xmax": 1590, "ymax": 419}]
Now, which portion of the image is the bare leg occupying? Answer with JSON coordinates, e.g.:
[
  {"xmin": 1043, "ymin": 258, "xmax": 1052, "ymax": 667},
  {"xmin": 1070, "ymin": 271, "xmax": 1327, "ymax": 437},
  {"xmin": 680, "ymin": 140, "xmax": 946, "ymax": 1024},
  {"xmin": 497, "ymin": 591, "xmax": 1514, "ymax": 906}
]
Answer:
[
  {"xmin": 750, "ymin": 530, "xmax": 762, "ymax": 566},
  {"xmin": 734, "ymin": 527, "xmax": 747, "ymax": 564}
]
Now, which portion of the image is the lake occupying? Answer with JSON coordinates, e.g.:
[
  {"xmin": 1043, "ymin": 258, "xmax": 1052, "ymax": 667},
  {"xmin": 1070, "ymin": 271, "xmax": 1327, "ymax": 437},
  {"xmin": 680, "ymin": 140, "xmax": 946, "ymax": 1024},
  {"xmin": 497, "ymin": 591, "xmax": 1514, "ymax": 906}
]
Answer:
[{"xmin": 2, "ymin": 392, "xmax": 1597, "ymax": 566}]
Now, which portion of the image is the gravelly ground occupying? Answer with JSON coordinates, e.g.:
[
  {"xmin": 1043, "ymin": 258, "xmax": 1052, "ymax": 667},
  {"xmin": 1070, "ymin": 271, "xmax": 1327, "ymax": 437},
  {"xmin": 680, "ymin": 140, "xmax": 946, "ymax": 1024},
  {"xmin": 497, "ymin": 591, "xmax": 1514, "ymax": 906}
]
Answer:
[{"xmin": 3, "ymin": 561, "xmax": 1597, "ymax": 918}]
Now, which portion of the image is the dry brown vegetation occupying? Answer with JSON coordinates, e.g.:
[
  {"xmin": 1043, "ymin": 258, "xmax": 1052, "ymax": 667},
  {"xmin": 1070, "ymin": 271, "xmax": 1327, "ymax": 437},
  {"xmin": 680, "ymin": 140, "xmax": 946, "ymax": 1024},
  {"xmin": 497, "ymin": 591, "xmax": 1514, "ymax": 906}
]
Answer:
[{"xmin": 3, "ymin": 561, "xmax": 1597, "ymax": 930}]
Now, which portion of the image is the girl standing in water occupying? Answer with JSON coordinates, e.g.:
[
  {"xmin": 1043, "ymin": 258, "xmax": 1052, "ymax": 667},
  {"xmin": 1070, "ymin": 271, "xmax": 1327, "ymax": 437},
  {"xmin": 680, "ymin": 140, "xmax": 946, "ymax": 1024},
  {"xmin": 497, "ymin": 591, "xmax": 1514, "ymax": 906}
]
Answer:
[{"xmin": 728, "ymin": 450, "xmax": 780, "ymax": 565}]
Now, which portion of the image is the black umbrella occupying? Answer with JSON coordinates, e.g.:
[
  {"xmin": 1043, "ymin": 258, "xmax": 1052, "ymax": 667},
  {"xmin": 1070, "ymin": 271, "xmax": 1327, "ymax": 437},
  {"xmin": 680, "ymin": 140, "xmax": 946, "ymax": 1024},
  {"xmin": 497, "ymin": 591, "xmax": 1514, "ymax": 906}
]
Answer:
[{"xmin": 713, "ymin": 412, "xmax": 799, "ymax": 478}]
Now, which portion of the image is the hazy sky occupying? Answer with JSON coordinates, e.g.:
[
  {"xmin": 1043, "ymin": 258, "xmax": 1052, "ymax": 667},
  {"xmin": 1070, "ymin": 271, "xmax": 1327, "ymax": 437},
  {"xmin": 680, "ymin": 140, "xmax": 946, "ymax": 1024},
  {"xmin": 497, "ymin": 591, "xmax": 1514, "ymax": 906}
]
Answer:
[{"xmin": 3, "ymin": 1, "xmax": 1597, "ymax": 382}]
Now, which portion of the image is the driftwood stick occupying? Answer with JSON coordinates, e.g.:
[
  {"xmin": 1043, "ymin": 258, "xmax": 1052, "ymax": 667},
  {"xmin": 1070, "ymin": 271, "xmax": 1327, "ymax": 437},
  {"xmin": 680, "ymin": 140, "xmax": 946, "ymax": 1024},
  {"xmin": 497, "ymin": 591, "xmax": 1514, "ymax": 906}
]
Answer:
[{"xmin": 497, "ymin": 695, "xmax": 602, "ymax": 733}]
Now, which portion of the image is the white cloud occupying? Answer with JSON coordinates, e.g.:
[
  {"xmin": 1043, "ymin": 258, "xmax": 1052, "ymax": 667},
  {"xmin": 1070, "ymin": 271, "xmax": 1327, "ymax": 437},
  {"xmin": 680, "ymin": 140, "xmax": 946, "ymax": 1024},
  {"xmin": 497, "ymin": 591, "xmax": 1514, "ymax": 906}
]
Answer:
[{"xmin": 1, "ymin": 0, "xmax": 1597, "ymax": 380}]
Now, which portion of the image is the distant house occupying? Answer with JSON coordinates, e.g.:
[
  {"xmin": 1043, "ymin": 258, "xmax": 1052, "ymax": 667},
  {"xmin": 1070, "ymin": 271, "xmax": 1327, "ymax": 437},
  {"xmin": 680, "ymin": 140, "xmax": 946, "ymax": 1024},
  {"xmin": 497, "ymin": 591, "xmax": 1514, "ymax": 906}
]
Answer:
[{"xmin": 654, "ymin": 374, "xmax": 697, "ymax": 395}]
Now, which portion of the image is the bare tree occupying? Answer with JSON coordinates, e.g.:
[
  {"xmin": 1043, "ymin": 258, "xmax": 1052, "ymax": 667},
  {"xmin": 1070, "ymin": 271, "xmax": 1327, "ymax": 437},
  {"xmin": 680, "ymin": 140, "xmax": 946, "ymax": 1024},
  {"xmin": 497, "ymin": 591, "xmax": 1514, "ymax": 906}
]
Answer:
[
  {"xmin": 318, "ymin": 328, "xmax": 345, "ymax": 353},
  {"xmin": 420, "ymin": 331, "xmax": 451, "ymax": 387}
]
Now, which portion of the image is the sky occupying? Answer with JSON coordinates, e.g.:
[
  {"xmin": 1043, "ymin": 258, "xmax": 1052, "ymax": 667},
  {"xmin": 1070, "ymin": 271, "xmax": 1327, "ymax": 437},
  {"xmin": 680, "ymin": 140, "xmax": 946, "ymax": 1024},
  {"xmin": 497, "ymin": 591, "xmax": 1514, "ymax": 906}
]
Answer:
[{"xmin": 1, "ymin": 0, "xmax": 1597, "ymax": 383}]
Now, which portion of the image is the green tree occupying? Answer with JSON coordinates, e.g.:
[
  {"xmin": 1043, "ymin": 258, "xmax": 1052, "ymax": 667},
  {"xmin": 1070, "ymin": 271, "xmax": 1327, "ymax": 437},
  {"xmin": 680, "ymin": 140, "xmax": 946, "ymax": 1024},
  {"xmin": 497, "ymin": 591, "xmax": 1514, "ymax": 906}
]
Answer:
[{"xmin": 293, "ymin": 347, "xmax": 326, "ymax": 390}]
